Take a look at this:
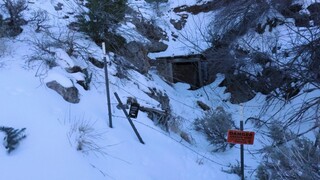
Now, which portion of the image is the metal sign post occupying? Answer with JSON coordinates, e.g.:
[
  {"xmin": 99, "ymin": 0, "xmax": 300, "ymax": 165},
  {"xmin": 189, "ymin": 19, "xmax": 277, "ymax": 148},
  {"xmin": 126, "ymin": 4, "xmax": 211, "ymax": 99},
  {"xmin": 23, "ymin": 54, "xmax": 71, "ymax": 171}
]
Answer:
[
  {"xmin": 226, "ymin": 104, "xmax": 255, "ymax": 180},
  {"xmin": 114, "ymin": 92, "xmax": 145, "ymax": 144},
  {"xmin": 240, "ymin": 104, "xmax": 244, "ymax": 180},
  {"xmin": 102, "ymin": 42, "xmax": 113, "ymax": 128},
  {"xmin": 240, "ymin": 121, "xmax": 244, "ymax": 180}
]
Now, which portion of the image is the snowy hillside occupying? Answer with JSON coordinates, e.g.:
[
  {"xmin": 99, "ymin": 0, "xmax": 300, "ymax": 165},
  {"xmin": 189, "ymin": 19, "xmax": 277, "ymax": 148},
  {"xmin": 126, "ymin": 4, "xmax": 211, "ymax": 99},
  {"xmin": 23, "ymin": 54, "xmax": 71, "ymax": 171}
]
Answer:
[
  {"xmin": 0, "ymin": 0, "xmax": 241, "ymax": 179},
  {"xmin": 1, "ymin": 0, "xmax": 319, "ymax": 180},
  {"xmin": 0, "ymin": 62, "xmax": 239, "ymax": 180}
]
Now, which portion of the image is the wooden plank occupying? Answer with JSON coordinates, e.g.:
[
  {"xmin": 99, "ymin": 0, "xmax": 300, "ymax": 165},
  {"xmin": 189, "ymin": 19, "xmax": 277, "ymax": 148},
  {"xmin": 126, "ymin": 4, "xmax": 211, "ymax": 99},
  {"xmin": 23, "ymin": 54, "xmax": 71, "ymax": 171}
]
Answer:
[
  {"xmin": 197, "ymin": 60, "xmax": 203, "ymax": 87},
  {"xmin": 140, "ymin": 106, "xmax": 166, "ymax": 115}
]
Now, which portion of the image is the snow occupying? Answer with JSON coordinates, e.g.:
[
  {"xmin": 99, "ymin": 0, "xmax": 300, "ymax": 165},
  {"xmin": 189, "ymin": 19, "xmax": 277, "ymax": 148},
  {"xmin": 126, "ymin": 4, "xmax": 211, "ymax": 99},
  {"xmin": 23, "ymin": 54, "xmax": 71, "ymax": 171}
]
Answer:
[
  {"xmin": 0, "ymin": 1, "xmax": 242, "ymax": 179},
  {"xmin": 1, "ymin": 0, "xmax": 317, "ymax": 179},
  {"xmin": 127, "ymin": 0, "xmax": 213, "ymax": 58},
  {"xmin": 150, "ymin": 11, "xmax": 212, "ymax": 57},
  {"xmin": 0, "ymin": 56, "xmax": 242, "ymax": 179},
  {"xmin": 45, "ymin": 69, "xmax": 76, "ymax": 87}
]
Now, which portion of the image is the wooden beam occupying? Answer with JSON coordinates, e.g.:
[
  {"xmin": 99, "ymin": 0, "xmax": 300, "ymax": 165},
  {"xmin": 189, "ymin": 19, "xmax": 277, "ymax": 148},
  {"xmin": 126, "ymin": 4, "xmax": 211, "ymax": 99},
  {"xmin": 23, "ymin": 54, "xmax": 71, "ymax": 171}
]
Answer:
[
  {"xmin": 172, "ymin": 58, "xmax": 199, "ymax": 63},
  {"xmin": 198, "ymin": 60, "xmax": 203, "ymax": 87},
  {"xmin": 140, "ymin": 106, "xmax": 166, "ymax": 115},
  {"xmin": 167, "ymin": 61, "xmax": 173, "ymax": 83}
]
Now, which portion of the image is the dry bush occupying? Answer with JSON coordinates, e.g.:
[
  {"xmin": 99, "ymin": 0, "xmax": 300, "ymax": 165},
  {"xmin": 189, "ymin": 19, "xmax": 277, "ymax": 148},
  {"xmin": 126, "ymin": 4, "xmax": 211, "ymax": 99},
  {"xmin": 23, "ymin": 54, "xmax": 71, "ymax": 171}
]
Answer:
[
  {"xmin": 194, "ymin": 106, "xmax": 236, "ymax": 152},
  {"xmin": 1, "ymin": 0, "xmax": 27, "ymax": 37},
  {"xmin": 26, "ymin": 28, "xmax": 98, "ymax": 90},
  {"xmin": 28, "ymin": 9, "xmax": 50, "ymax": 33},
  {"xmin": 257, "ymin": 137, "xmax": 320, "ymax": 179},
  {"xmin": 67, "ymin": 117, "xmax": 107, "ymax": 156}
]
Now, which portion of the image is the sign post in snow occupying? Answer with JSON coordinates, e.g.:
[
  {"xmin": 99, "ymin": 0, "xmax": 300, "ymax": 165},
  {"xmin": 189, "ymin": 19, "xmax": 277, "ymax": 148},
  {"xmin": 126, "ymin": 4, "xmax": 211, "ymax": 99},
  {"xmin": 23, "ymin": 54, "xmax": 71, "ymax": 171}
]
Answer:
[
  {"xmin": 227, "ymin": 104, "xmax": 255, "ymax": 180},
  {"xmin": 227, "ymin": 127, "xmax": 255, "ymax": 180},
  {"xmin": 114, "ymin": 92, "xmax": 145, "ymax": 144}
]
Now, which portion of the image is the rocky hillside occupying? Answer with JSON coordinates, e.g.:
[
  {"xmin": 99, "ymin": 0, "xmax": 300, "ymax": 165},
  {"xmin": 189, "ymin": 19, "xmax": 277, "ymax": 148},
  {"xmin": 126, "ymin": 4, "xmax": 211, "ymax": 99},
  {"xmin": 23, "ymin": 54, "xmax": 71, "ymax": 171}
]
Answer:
[{"xmin": 0, "ymin": 0, "xmax": 319, "ymax": 179}]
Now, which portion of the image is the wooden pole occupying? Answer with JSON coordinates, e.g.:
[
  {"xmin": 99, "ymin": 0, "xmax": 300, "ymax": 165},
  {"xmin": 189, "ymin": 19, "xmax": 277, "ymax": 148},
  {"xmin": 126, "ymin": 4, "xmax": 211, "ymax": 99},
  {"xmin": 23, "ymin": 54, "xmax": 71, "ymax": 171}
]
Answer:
[
  {"xmin": 102, "ymin": 42, "xmax": 113, "ymax": 128},
  {"xmin": 114, "ymin": 92, "xmax": 145, "ymax": 144}
]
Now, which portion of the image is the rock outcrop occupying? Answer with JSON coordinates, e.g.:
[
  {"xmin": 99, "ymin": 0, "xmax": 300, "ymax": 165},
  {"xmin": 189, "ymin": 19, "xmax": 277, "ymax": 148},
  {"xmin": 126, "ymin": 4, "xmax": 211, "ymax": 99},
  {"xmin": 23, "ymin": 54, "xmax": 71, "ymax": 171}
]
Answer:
[{"xmin": 46, "ymin": 80, "xmax": 80, "ymax": 103}]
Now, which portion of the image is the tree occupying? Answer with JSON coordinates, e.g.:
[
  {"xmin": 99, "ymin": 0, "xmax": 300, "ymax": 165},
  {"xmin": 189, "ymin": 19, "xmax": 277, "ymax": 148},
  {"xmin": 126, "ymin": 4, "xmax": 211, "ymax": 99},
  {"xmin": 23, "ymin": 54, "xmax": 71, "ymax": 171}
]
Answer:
[{"xmin": 76, "ymin": 0, "xmax": 127, "ymax": 51}]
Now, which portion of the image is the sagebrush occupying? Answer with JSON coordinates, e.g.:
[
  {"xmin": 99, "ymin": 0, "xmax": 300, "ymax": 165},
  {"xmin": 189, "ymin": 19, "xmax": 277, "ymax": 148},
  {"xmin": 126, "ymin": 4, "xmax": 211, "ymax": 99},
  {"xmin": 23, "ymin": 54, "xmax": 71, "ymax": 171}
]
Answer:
[
  {"xmin": 195, "ymin": 107, "xmax": 236, "ymax": 152},
  {"xmin": 256, "ymin": 121, "xmax": 320, "ymax": 179},
  {"xmin": 67, "ymin": 117, "xmax": 107, "ymax": 156}
]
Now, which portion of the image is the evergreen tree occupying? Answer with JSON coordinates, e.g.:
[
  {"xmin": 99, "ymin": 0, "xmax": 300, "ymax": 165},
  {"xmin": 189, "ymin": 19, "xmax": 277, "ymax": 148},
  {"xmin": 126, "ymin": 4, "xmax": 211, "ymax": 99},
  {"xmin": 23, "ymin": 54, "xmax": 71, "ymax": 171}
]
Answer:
[
  {"xmin": 77, "ymin": 0, "xmax": 127, "ymax": 51},
  {"xmin": 0, "ymin": 126, "xmax": 27, "ymax": 153}
]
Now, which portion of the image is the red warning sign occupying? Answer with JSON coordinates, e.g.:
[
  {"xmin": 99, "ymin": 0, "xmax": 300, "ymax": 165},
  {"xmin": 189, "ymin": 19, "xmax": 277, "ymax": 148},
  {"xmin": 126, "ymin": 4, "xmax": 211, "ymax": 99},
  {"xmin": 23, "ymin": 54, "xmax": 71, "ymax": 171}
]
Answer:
[{"xmin": 227, "ymin": 130, "xmax": 255, "ymax": 145}]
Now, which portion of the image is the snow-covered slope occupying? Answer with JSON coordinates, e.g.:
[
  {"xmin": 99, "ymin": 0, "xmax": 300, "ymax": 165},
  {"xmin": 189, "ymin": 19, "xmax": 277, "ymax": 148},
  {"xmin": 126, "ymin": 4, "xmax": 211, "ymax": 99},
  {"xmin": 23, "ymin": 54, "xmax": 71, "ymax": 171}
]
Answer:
[
  {"xmin": 0, "ymin": 1, "xmax": 245, "ymax": 179},
  {"xmin": 128, "ymin": 0, "xmax": 212, "ymax": 58},
  {"xmin": 4, "ymin": 0, "xmax": 318, "ymax": 179},
  {"xmin": 0, "ymin": 39, "xmax": 242, "ymax": 180}
]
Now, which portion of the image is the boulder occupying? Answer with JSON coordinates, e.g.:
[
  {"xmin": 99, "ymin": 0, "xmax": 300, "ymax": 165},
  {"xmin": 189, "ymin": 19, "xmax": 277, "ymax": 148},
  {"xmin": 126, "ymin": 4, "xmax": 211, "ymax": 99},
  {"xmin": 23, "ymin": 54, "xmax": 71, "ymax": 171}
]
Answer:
[
  {"xmin": 120, "ymin": 41, "xmax": 150, "ymax": 74},
  {"xmin": 147, "ymin": 41, "xmax": 168, "ymax": 53},
  {"xmin": 170, "ymin": 14, "xmax": 188, "ymax": 30},
  {"xmin": 88, "ymin": 57, "xmax": 104, "ymax": 69},
  {"xmin": 46, "ymin": 80, "xmax": 80, "ymax": 103},
  {"xmin": 197, "ymin": 101, "xmax": 211, "ymax": 111}
]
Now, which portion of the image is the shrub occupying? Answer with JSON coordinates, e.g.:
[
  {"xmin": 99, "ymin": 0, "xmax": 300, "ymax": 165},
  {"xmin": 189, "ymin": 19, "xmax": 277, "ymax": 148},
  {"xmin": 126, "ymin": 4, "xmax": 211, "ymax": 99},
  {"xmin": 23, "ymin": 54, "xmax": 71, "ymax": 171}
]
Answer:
[
  {"xmin": 257, "ymin": 137, "xmax": 320, "ymax": 180},
  {"xmin": 27, "ymin": 36, "xmax": 58, "ymax": 72},
  {"xmin": 27, "ymin": 28, "xmax": 96, "ymax": 83},
  {"xmin": 0, "ymin": 0, "xmax": 27, "ymax": 37},
  {"xmin": 222, "ymin": 160, "xmax": 242, "ymax": 177},
  {"xmin": 0, "ymin": 126, "xmax": 27, "ymax": 153},
  {"xmin": 268, "ymin": 120, "xmax": 294, "ymax": 145},
  {"xmin": 194, "ymin": 106, "xmax": 236, "ymax": 152},
  {"xmin": 256, "ymin": 122, "xmax": 320, "ymax": 180},
  {"xmin": 67, "ymin": 117, "xmax": 107, "ymax": 156},
  {"xmin": 28, "ymin": 9, "xmax": 50, "ymax": 33}
]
